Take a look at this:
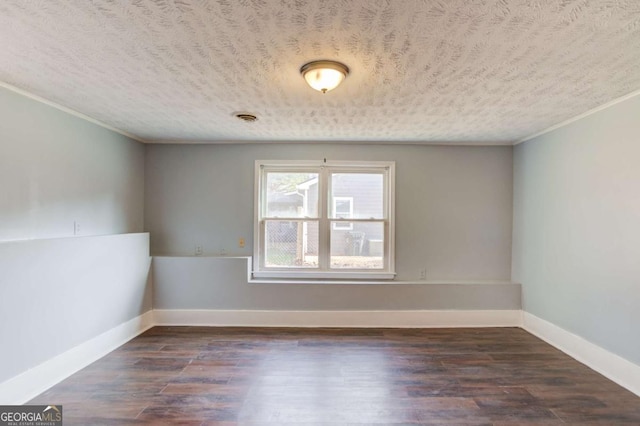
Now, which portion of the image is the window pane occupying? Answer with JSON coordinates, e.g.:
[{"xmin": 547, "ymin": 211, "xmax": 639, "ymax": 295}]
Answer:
[
  {"xmin": 265, "ymin": 220, "xmax": 319, "ymax": 268},
  {"xmin": 266, "ymin": 172, "xmax": 318, "ymax": 218},
  {"xmin": 330, "ymin": 173, "xmax": 384, "ymax": 219},
  {"xmin": 330, "ymin": 222, "xmax": 384, "ymax": 269}
]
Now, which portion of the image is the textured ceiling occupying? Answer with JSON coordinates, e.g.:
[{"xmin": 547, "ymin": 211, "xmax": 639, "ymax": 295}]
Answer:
[{"xmin": 1, "ymin": 0, "xmax": 639, "ymax": 144}]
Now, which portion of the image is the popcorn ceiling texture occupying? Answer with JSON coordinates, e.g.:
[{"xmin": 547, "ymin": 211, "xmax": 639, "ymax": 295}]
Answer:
[{"xmin": 0, "ymin": 0, "xmax": 639, "ymax": 143}]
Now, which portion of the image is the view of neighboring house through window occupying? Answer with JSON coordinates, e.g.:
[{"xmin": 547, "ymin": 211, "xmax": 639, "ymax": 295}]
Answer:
[
  {"xmin": 254, "ymin": 160, "xmax": 395, "ymax": 279},
  {"xmin": 332, "ymin": 197, "xmax": 353, "ymax": 230}
]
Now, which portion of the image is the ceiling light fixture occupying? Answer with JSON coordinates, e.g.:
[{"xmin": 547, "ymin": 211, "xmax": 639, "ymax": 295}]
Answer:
[{"xmin": 300, "ymin": 60, "xmax": 349, "ymax": 93}]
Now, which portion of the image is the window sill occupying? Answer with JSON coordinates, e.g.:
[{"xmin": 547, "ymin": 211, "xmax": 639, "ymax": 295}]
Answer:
[
  {"xmin": 252, "ymin": 271, "xmax": 396, "ymax": 280},
  {"xmin": 249, "ymin": 278, "xmax": 517, "ymax": 285}
]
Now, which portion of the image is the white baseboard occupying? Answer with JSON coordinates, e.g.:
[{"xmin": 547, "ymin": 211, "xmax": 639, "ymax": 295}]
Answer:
[
  {"xmin": 153, "ymin": 309, "xmax": 523, "ymax": 328},
  {"xmin": 0, "ymin": 311, "xmax": 154, "ymax": 405},
  {"xmin": 522, "ymin": 312, "xmax": 640, "ymax": 397}
]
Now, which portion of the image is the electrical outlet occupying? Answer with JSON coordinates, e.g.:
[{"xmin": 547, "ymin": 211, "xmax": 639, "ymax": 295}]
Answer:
[
  {"xmin": 419, "ymin": 268, "xmax": 427, "ymax": 280},
  {"xmin": 74, "ymin": 221, "xmax": 80, "ymax": 236},
  {"xmin": 195, "ymin": 245, "xmax": 203, "ymax": 256},
  {"xmin": 220, "ymin": 248, "xmax": 227, "ymax": 256},
  {"xmin": 239, "ymin": 238, "xmax": 245, "ymax": 248}
]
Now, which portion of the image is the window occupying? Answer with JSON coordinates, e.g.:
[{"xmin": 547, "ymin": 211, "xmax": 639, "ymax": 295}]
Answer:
[{"xmin": 254, "ymin": 160, "xmax": 395, "ymax": 279}]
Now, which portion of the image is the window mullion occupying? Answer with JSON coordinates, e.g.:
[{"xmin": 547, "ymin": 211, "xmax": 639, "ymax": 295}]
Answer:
[{"xmin": 318, "ymin": 166, "xmax": 330, "ymax": 271}]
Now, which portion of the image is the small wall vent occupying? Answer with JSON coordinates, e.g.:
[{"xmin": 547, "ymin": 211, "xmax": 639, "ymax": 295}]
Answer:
[{"xmin": 234, "ymin": 112, "xmax": 258, "ymax": 122}]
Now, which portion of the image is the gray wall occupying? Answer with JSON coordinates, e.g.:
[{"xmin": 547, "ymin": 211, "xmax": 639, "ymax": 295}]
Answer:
[
  {"xmin": 513, "ymin": 95, "xmax": 640, "ymax": 365},
  {"xmin": 145, "ymin": 143, "xmax": 513, "ymax": 282},
  {"xmin": 0, "ymin": 87, "xmax": 150, "ymax": 386},
  {"xmin": 0, "ymin": 233, "xmax": 152, "ymax": 385},
  {"xmin": 153, "ymin": 256, "xmax": 521, "ymax": 311},
  {"xmin": 0, "ymin": 87, "xmax": 144, "ymax": 241}
]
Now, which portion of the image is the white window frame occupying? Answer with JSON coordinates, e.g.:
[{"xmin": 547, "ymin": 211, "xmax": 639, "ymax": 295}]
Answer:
[{"xmin": 253, "ymin": 160, "xmax": 396, "ymax": 280}]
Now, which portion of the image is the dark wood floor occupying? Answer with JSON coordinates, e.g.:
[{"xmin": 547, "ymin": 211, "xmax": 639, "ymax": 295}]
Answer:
[{"xmin": 31, "ymin": 327, "xmax": 640, "ymax": 425}]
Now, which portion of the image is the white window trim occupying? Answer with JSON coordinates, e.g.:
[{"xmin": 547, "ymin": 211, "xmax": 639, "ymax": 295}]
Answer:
[{"xmin": 253, "ymin": 160, "xmax": 396, "ymax": 280}]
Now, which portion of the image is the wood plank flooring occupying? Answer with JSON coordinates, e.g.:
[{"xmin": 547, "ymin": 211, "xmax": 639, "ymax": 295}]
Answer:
[{"xmin": 30, "ymin": 327, "xmax": 640, "ymax": 425}]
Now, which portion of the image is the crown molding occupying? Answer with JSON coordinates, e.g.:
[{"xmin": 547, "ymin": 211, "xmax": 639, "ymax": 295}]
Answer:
[
  {"xmin": 0, "ymin": 81, "xmax": 147, "ymax": 143},
  {"xmin": 516, "ymin": 88, "xmax": 640, "ymax": 145}
]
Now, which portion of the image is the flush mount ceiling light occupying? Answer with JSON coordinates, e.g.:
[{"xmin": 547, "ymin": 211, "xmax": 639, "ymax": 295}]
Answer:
[{"xmin": 300, "ymin": 60, "xmax": 349, "ymax": 93}]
